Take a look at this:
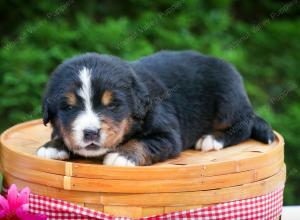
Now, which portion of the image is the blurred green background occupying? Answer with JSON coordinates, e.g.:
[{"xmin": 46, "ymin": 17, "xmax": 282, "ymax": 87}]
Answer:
[{"xmin": 0, "ymin": 0, "xmax": 299, "ymax": 204}]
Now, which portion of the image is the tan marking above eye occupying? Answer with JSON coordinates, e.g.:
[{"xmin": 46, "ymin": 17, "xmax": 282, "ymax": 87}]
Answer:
[
  {"xmin": 102, "ymin": 90, "xmax": 113, "ymax": 106},
  {"xmin": 65, "ymin": 92, "xmax": 77, "ymax": 106}
]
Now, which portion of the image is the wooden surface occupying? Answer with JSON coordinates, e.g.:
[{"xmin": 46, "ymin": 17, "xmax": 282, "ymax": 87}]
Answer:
[
  {"xmin": 3, "ymin": 166, "xmax": 286, "ymax": 218},
  {"xmin": 3, "ymin": 166, "xmax": 286, "ymax": 207},
  {"xmin": 0, "ymin": 119, "xmax": 286, "ymax": 218}
]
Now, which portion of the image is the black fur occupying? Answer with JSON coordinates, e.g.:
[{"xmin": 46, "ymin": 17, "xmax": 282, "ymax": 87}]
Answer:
[{"xmin": 41, "ymin": 50, "xmax": 275, "ymax": 165}]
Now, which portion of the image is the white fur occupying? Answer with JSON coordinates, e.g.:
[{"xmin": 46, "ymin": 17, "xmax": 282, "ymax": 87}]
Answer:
[
  {"xmin": 99, "ymin": 132, "xmax": 107, "ymax": 146},
  {"xmin": 268, "ymin": 138, "xmax": 273, "ymax": 145},
  {"xmin": 195, "ymin": 135, "xmax": 224, "ymax": 152},
  {"xmin": 73, "ymin": 147, "xmax": 108, "ymax": 157},
  {"xmin": 103, "ymin": 152, "xmax": 136, "ymax": 167},
  {"xmin": 72, "ymin": 67, "xmax": 102, "ymax": 148},
  {"xmin": 36, "ymin": 146, "xmax": 69, "ymax": 160}
]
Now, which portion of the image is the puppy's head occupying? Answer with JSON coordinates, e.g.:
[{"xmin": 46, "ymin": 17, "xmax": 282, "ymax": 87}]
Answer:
[{"xmin": 43, "ymin": 53, "xmax": 149, "ymax": 157}]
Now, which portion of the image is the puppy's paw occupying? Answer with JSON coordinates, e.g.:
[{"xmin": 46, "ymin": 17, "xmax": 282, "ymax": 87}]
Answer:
[
  {"xmin": 36, "ymin": 140, "xmax": 70, "ymax": 160},
  {"xmin": 36, "ymin": 146, "xmax": 70, "ymax": 160},
  {"xmin": 195, "ymin": 135, "xmax": 224, "ymax": 152},
  {"xmin": 103, "ymin": 152, "xmax": 136, "ymax": 167}
]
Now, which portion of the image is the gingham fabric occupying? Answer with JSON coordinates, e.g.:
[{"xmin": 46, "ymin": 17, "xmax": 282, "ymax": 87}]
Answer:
[{"xmin": 27, "ymin": 187, "xmax": 284, "ymax": 220}]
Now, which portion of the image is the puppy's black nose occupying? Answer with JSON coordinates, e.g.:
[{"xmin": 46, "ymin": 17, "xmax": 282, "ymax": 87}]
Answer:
[{"xmin": 83, "ymin": 128, "xmax": 100, "ymax": 142}]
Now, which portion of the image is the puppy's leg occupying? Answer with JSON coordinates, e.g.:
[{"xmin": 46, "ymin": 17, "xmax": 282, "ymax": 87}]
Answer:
[
  {"xmin": 196, "ymin": 114, "xmax": 255, "ymax": 152},
  {"xmin": 103, "ymin": 134, "xmax": 182, "ymax": 166},
  {"xmin": 103, "ymin": 140, "xmax": 151, "ymax": 166},
  {"xmin": 36, "ymin": 137, "xmax": 71, "ymax": 160}
]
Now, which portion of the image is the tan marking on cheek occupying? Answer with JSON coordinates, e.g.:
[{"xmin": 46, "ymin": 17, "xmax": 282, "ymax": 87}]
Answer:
[
  {"xmin": 100, "ymin": 117, "xmax": 132, "ymax": 148},
  {"xmin": 56, "ymin": 119, "xmax": 76, "ymax": 150},
  {"xmin": 65, "ymin": 92, "xmax": 77, "ymax": 106},
  {"xmin": 101, "ymin": 90, "xmax": 113, "ymax": 106},
  {"xmin": 120, "ymin": 140, "xmax": 151, "ymax": 166}
]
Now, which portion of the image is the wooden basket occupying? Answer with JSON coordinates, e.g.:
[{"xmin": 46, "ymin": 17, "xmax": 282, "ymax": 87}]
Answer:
[{"xmin": 0, "ymin": 119, "xmax": 285, "ymax": 218}]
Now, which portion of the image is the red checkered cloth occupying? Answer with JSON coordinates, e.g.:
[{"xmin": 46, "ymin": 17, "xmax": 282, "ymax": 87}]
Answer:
[{"xmin": 28, "ymin": 187, "xmax": 283, "ymax": 220}]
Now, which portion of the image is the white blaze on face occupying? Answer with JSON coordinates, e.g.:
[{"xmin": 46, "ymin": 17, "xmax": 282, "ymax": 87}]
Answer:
[{"xmin": 72, "ymin": 67, "xmax": 103, "ymax": 149}]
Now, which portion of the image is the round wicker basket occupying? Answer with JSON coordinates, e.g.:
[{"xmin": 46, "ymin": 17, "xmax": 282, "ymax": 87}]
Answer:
[{"xmin": 0, "ymin": 119, "xmax": 285, "ymax": 218}]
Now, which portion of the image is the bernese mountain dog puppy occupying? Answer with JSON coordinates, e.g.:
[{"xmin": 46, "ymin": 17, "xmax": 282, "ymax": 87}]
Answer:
[{"xmin": 37, "ymin": 50, "xmax": 275, "ymax": 166}]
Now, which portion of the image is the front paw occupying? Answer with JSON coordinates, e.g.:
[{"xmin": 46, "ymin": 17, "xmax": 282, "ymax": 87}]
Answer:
[
  {"xmin": 36, "ymin": 140, "xmax": 70, "ymax": 160},
  {"xmin": 103, "ymin": 152, "xmax": 136, "ymax": 167}
]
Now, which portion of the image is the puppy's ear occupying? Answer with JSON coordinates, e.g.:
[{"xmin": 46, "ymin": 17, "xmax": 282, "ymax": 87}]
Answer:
[
  {"xmin": 131, "ymin": 75, "xmax": 150, "ymax": 120},
  {"xmin": 42, "ymin": 95, "xmax": 52, "ymax": 126}
]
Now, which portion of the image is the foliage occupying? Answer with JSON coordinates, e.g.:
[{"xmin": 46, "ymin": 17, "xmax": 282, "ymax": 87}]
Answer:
[{"xmin": 0, "ymin": 0, "xmax": 299, "ymax": 204}]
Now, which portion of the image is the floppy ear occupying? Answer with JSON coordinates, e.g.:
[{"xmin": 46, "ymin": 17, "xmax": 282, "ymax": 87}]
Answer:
[
  {"xmin": 42, "ymin": 95, "xmax": 52, "ymax": 126},
  {"xmin": 131, "ymin": 75, "xmax": 150, "ymax": 120}
]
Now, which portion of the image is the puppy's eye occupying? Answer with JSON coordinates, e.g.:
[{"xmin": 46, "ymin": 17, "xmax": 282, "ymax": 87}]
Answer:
[
  {"xmin": 66, "ymin": 105, "xmax": 73, "ymax": 110},
  {"xmin": 107, "ymin": 102, "xmax": 120, "ymax": 111},
  {"xmin": 61, "ymin": 103, "xmax": 74, "ymax": 111}
]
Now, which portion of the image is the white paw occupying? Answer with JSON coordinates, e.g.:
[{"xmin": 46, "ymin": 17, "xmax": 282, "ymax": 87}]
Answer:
[
  {"xmin": 103, "ymin": 152, "xmax": 136, "ymax": 167},
  {"xmin": 195, "ymin": 135, "xmax": 224, "ymax": 152},
  {"xmin": 36, "ymin": 146, "xmax": 70, "ymax": 160}
]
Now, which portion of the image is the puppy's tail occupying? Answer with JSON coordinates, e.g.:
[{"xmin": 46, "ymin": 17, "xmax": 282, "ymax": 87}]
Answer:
[{"xmin": 251, "ymin": 115, "xmax": 275, "ymax": 144}]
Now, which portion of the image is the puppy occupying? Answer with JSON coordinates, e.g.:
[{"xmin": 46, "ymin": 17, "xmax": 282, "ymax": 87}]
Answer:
[{"xmin": 37, "ymin": 50, "xmax": 274, "ymax": 166}]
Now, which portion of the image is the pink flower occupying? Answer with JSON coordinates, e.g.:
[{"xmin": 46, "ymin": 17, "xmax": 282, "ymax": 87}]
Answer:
[{"xmin": 0, "ymin": 184, "xmax": 46, "ymax": 220}]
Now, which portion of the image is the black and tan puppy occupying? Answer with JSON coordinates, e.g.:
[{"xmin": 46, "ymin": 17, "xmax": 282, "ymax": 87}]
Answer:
[{"xmin": 37, "ymin": 50, "xmax": 274, "ymax": 166}]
